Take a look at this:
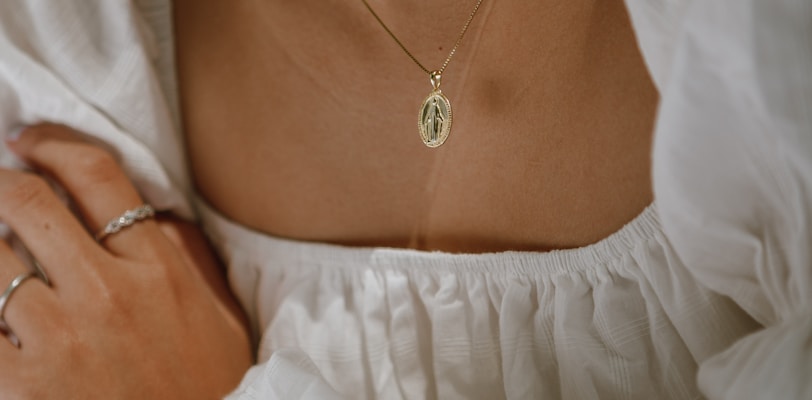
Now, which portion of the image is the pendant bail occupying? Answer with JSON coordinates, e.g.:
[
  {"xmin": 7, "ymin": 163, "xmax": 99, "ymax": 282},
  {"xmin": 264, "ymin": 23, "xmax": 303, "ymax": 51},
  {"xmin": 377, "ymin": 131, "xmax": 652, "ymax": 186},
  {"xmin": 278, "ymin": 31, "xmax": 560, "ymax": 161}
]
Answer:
[{"xmin": 430, "ymin": 71, "xmax": 442, "ymax": 91}]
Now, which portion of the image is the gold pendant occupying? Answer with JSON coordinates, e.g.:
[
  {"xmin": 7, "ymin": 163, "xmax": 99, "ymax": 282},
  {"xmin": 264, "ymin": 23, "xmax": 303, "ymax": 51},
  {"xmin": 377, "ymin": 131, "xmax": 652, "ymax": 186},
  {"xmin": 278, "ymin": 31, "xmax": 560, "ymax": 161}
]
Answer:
[{"xmin": 418, "ymin": 71, "xmax": 452, "ymax": 148}]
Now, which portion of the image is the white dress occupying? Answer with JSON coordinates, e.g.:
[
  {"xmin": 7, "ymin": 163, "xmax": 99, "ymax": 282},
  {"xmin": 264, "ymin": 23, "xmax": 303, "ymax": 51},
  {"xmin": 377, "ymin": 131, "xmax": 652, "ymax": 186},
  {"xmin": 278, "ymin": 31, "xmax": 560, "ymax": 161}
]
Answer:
[{"xmin": 1, "ymin": 0, "xmax": 811, "ymax": 399}]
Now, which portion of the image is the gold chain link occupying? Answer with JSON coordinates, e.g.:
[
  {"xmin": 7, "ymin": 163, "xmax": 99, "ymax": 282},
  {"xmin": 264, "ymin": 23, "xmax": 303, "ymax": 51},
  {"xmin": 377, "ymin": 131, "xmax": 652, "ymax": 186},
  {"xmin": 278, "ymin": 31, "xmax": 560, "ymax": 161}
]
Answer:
[{"xmin": 360, "ymin": 0, "xmax": 486, "ymax": 75}]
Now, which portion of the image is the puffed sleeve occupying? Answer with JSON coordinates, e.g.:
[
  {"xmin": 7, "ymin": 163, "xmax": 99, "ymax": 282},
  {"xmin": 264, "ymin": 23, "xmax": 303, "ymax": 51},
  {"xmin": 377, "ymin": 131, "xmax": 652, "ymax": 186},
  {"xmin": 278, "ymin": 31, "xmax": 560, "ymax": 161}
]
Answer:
[
  {"xmin": 651, "ymin": 0, "xmax": 812, "ymax": 398},
  {"xmin": 225, "ymin": 350, "xmax": 343, "ymax": 400},
  {"xmin": 0, "ymin": 0, "xmax": 193, "ymax": 218}
]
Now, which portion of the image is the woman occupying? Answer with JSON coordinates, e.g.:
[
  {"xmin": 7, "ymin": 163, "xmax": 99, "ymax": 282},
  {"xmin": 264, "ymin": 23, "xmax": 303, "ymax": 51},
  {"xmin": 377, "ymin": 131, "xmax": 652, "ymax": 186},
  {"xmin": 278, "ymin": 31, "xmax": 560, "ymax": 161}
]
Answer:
[{"xmin": 0, "ymin": 0, "xmax": 809, "ymax": 398}]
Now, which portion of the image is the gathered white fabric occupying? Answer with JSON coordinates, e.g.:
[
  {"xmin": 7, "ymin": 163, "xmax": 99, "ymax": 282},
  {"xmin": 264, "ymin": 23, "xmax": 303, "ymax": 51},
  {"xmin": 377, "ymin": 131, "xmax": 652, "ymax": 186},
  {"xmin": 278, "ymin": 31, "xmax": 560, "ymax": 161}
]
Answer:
[
  {"xmin": 200, "ymin": 200, "xmax": 761, "ymax": 399},
  {"xmin": 0, "ymin": 0, "xmax": 810, "ymax": 399}
]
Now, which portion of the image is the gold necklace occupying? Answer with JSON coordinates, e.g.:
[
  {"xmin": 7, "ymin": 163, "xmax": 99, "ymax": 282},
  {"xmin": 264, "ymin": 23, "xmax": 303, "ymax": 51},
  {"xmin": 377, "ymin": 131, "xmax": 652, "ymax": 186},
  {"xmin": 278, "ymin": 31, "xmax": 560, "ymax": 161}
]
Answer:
[{"xmin": 361, "ymin": 0, "xmax": 486, "ymax": 148}]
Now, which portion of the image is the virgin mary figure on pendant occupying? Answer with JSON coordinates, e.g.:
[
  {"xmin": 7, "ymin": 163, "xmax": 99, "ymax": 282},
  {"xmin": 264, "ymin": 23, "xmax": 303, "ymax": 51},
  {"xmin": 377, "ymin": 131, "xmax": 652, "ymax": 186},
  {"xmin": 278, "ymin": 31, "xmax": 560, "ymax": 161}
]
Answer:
[{"xmin": 418, "ymin": 89, "xmax": 453, "ymax": 148}]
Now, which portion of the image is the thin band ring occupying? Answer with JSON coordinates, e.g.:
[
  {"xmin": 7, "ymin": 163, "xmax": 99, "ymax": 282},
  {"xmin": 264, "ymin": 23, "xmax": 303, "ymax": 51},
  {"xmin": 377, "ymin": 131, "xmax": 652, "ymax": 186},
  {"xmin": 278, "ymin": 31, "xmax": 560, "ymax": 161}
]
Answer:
[
  {"xmin": 95, "ymin": 204, "xmax": 156, "ymax": 242},
  {"xmin": 0, "ymin": 271, "xmax": 38, "ymax": 333}
]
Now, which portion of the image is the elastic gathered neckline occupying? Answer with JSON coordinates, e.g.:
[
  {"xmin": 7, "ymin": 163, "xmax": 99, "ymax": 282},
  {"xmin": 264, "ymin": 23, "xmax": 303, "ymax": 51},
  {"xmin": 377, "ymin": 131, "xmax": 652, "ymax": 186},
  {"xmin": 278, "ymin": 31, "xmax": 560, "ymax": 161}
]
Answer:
[{"xmin": 195, "ymin": 198, "xmax": 662, "ymax": 276}]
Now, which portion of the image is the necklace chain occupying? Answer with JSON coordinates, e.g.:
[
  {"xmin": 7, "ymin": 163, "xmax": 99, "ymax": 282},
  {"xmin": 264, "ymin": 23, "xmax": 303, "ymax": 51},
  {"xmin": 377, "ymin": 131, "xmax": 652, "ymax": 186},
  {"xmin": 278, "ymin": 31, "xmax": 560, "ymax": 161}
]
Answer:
[{"xmin": 361, "ymin": 0, "xmax": 485, "ymax": 75}]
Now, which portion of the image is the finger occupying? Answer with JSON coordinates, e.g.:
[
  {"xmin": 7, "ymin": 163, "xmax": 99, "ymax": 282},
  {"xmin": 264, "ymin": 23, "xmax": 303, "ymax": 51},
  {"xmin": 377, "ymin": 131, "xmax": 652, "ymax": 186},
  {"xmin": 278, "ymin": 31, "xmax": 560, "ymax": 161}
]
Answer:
[
  {"xmin": 6, "ymin": 124, "xmax": 165, "ymax": 260},
  {"xmin": 0, "ymin": 331, "xmax": 19, "ymax": 355},
  {"xmin": 0, "ymin": 331, "xmax": 20, "ymax": 362},
  {"xmin": 0, "ymin": 168, "xmax": 101, "ymax": 288},
  {"xmin": 0, "ymin": 241, "xmax": 61, "ymax": 350}
]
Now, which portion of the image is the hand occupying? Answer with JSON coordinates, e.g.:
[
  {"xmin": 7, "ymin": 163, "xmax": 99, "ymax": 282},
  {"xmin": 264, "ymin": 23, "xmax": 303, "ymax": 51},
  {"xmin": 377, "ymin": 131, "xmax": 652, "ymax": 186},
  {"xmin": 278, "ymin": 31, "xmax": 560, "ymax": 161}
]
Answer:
[{"xmin": 0, "ymin": 124, "xmax": 252, "ymax": 399}]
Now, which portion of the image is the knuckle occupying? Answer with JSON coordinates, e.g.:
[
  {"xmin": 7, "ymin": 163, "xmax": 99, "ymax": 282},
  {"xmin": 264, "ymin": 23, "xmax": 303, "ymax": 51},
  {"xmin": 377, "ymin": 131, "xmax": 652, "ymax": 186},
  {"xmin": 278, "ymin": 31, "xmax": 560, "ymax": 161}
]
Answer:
[
  {"xmin": 74, "ymin": 147, "xmax": 123, "ymax": 185},
  {"xmin": 141, "ymin": 262, "xmax": 174, "ymax": 293},
  {"xmin": 89, "ymin": 277, "xmax": 123, "ymax": 313},
  {"xmin": 86, "ymin": 271, "xmax": 136, "ymax": 321},
  {"xmin": 0, "ymin": 173, "xmax": 51, "ymax": 211},
  {"xmin": 140, "ymin": 259, "xmax": 186, "ymax": 304}
]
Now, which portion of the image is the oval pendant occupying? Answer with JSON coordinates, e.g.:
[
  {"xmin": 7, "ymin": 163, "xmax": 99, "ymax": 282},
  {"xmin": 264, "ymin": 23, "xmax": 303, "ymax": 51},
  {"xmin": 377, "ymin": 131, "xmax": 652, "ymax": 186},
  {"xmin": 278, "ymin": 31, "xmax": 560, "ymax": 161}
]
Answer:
[{"xmin": 418, "ymin": 90, "xmax": 453, "ymax": 148}]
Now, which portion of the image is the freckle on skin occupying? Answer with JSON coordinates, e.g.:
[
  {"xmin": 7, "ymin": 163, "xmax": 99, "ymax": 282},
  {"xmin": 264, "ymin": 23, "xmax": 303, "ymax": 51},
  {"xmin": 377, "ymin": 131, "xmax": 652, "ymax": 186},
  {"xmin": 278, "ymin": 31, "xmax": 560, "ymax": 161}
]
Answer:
[{"xmin": 44, "ymin": 222, "xmax": 50, "ymax": 231}]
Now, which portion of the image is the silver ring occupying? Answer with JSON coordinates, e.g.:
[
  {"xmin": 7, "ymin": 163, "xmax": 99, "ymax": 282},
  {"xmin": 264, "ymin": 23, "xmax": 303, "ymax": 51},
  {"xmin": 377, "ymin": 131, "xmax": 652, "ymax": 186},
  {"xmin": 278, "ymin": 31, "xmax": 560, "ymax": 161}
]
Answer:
[
  {"xmin": 0, "ymin": 271, "xmax": 38, "ymax": 333},
  {"xmin": 95, "ymin": 204, "xmax": 156, "ymax": 241}
]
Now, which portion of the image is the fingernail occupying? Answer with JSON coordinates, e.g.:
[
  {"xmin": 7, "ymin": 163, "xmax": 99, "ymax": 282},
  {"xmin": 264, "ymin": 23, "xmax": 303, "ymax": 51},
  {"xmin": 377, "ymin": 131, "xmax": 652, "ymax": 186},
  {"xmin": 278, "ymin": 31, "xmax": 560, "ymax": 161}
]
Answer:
[{"xmin": 6, "ymin": 126, "xmax": 26, "ymax": 142}]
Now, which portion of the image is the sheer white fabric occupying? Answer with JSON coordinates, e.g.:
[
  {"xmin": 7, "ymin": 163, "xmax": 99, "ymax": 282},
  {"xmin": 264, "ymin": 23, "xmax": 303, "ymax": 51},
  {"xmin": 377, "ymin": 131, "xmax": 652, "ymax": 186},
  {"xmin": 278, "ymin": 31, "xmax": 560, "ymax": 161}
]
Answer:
[
  {"xmin": 0, "ymin": 0, "xmax": 193, "ymax": 218},
  {"xmin": 0, "ymin": 0, "xmax": 810, "ymax": 399}
]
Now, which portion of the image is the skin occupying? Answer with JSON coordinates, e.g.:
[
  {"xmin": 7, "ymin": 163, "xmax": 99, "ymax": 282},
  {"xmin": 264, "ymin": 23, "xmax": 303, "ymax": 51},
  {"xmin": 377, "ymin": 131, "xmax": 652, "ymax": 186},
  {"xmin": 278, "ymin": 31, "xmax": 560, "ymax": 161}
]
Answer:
[
  {"xmin": 0, "ymin": 125, "xmax": 251, "ymax": 399},
  {"xmin": 174, "ymin": 0, "xmax": 658, "ymax": 252},
  {"xmin": 0, "ymin": 0, "xmax": 658, "ymax": 397}
]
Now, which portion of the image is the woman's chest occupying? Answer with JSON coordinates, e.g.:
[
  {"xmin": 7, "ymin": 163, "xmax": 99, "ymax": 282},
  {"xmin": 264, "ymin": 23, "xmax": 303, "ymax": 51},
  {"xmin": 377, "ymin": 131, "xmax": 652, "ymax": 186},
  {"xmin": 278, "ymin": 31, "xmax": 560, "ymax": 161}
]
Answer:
[{"xmin": 173, "ymin": 0, "xmax": 658, "ymax": 252}]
